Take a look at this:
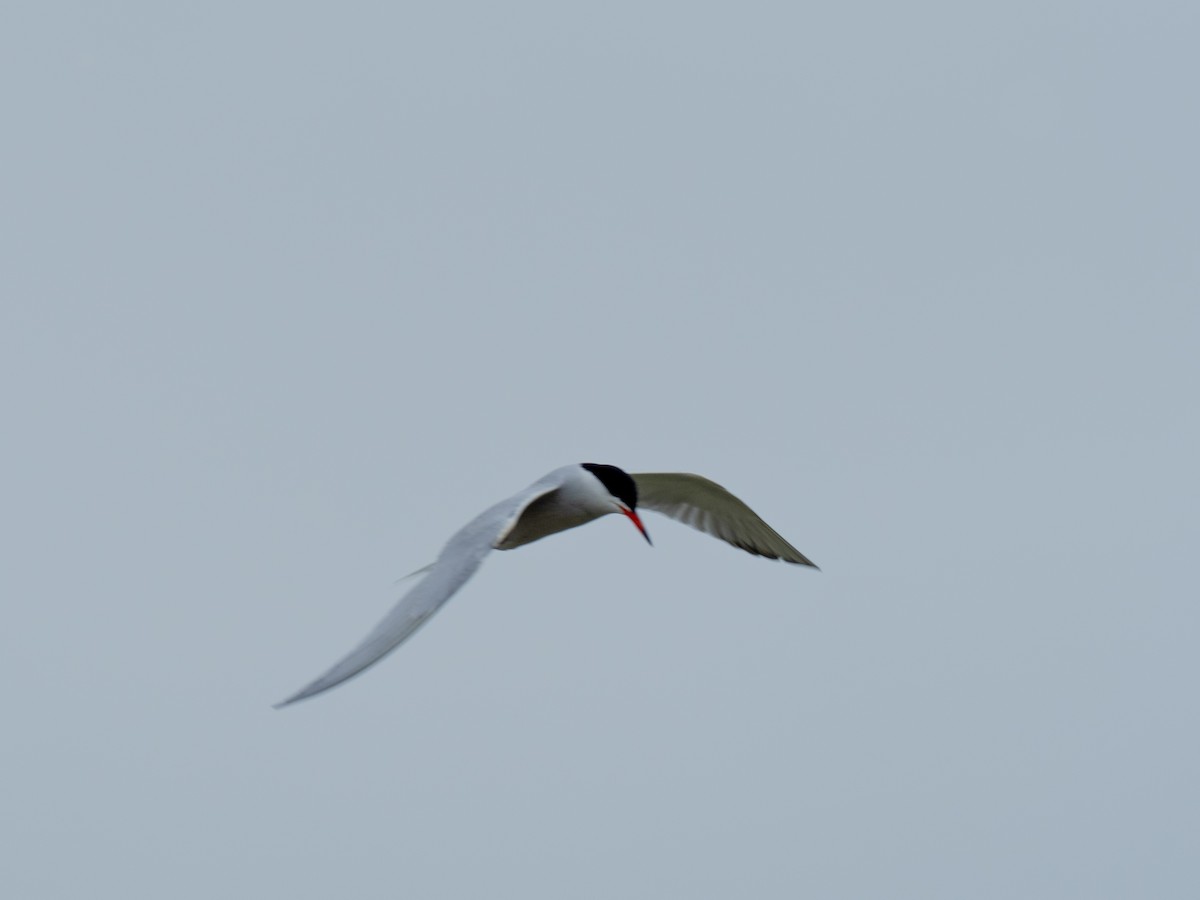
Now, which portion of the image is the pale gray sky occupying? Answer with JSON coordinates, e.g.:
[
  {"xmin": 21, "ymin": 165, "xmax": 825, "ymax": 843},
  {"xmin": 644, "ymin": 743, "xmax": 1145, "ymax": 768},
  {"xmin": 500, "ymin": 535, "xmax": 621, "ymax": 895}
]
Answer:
[{"xmin": 3, "ymin": 3, "xmax": 1197, "ymax": 898}]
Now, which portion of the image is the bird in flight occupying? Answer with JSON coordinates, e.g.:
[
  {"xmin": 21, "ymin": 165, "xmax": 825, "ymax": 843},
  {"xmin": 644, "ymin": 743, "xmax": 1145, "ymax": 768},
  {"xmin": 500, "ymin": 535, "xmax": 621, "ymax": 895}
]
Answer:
[{"xmin": 276, "ymin": 463, "xmax": 817, "ymax": 706}]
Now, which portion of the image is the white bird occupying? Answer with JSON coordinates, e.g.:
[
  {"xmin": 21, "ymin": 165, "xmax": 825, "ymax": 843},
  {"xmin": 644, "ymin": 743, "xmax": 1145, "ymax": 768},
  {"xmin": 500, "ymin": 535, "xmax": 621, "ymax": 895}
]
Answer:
[{"xmin": 275, "ymin": 463, "xmax": 816, "ymax": 707}]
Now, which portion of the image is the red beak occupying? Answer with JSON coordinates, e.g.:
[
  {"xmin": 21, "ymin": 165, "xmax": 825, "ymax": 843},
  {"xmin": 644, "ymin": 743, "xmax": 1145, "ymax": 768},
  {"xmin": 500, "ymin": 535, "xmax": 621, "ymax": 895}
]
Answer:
[{"xmin": 621, "ymin": 507, "xmax": 653, "ymax": 546}]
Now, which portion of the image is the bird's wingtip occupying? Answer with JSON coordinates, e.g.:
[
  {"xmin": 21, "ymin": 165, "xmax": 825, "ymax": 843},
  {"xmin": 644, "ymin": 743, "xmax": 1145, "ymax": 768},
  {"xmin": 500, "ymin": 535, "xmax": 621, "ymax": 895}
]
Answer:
[{"xmin": 272, "ymin": 691, "xmax": 306, "ymax": 710}]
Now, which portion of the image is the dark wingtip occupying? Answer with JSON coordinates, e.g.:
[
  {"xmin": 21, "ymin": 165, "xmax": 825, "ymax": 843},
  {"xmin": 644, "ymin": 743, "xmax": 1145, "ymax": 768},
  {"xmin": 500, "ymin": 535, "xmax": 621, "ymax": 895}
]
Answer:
[
  {"xmin": 272, "ymin": 689, "xmax": 311, "ymax": 709},
  {"xmin": 782, "ymin": 551, "xmax": 819, "ymax": 569}
]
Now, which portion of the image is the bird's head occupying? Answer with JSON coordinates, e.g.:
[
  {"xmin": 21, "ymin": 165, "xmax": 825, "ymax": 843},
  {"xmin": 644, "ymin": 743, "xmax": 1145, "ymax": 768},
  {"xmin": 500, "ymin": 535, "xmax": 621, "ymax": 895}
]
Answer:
[{"xmin": 580, "ymin": 463, "xmax": 652, "ymax": 545}]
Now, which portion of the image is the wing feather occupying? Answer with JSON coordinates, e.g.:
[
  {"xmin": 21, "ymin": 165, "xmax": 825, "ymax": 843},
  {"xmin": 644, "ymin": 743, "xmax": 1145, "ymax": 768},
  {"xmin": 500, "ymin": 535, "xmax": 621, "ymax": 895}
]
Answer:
[
  {"xmin": 632, "ymin": 472, "xmax": 817, "ymax": 567},
  {"xmin": 275, "ymin": 483, "xmax": 561, "ymax": 707}
]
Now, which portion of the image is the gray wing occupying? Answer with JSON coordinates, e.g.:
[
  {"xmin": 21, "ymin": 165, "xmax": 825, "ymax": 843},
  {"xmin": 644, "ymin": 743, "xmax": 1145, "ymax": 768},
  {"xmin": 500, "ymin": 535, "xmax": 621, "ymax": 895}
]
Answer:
[
  {"xmin": 275, "ymin": 483, "xmax": 561, "ymax": 707},
  {"xmin": 632, "ymin": 472, "xmax": 818, "ymax": 567}
]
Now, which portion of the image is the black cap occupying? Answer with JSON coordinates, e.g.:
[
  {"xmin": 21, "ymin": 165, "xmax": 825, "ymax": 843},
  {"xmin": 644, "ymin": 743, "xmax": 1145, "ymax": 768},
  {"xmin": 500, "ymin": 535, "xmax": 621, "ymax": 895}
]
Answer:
[{"xmin": 580, "ymin": 463, "xmax": 638, "ymax": 510}]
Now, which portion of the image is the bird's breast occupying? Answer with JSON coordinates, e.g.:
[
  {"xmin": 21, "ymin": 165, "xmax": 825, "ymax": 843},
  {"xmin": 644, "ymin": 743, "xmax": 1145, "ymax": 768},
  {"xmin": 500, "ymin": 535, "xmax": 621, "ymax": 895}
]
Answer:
[{"xmin": 494, "ymin": 489, "xmax": 607, "ymax": 551}]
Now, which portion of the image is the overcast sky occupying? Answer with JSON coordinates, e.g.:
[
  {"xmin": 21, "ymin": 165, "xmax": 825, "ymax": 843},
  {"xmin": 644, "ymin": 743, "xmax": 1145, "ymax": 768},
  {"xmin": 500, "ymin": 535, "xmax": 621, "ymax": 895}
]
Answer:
[{"xmin": 3, "ymin": 3, "xmax": 1197, "ymax": 898}]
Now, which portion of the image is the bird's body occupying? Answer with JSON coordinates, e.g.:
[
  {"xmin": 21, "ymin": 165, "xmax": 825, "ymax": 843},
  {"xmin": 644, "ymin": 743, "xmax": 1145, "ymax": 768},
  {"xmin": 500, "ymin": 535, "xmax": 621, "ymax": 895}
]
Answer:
[
  {"xmin": 276, "ymin": 463, "xmax": 815, "ymax": 707},
  {"xmin": 494, "ymin": 464, "xmax": 627, "ymax": 550}
]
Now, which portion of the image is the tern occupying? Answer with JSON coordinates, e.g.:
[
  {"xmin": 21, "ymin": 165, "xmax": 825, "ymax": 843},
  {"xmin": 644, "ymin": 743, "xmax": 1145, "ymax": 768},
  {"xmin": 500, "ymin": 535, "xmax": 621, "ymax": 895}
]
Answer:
[{"xmin": 276, "ymin": 463, "xmax": 816, "ymax": 707}]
